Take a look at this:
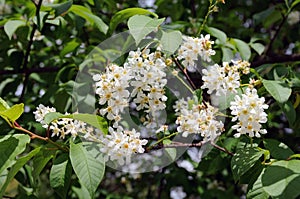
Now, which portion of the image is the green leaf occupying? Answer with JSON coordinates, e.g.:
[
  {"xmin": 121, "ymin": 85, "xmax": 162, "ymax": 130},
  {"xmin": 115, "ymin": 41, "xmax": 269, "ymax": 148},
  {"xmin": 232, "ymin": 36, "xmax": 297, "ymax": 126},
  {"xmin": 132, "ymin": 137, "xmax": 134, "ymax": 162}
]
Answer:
[
  {"xmin": 160, "ymin": 30, "xmax": 182, "ymax": 55},
  {"xmin": 282, "ymin": 101, "xmax": 296, "ymax": 126},
  {"xmin": 44, "ymin": 112, "xmax": 108, "ymax": 135},
  {"xmin": 231, "ymin": 147, "xmax": 264, "ymax": 182},
  {"xmin": 0, "ymin": 134, "xmax": 30, "ymax": 176},
  {"xmin": 262, "ymin": 79, "xmax": 292, "ymax": 103},
  {"xmin": 32, "ymin": 147, "xmax": 56, "ymax": 184},
  {"xmin": 247, "ymin": 168, "xmax": 269, "ymax": 199},
  {"xmin": 43, "ymin": 112, "xmax": 64, "ymax": 124},
  {"xmin": 50, "ymin": 153, "xmax": 72, "ymax": 199},
  {"xmin": 109, "ymin": 8, "xmax": 158, "ymax": 33},
  {"xmin": 48, "ymin": 0, "xmax": 73, "ymax": 17},
  {"xmin": 205, "ymin": 27, "xmax": 227, "ymax": 44},
  {"xmin": 70, "ymin": 5, "xmax": 108, "ymax": 34},
  {"xmin": 0, "ymin": 103, "xmax": 24, "ymax": 123},
  {"xmin": 263, "ymin": 139, "xmax": 294, "ymax": 160},
  {"xmin": 4, "ymin": 20, "xmax": 26, "ymax": 40},
  {"xmin": 262, "ymin": 160, "xmax": 300, "ymax": 199},
  {"xmin": 231, "ymin": 38, "xmax": 251, "ymax": 60},
  {"xmin": 70, "ymin": 142, "xmax": 105, "ymax": 198},
  {"xmin": 221, "ymin": 46, "xmax": 234, "ymax": 62},
  {"xmin": 0, "ymin": 97, "xmax": 10, "ymax": 111},
  {"xmin": 250, "ymin": 43, "xmax": 265, "ymax": 55},
  {"xmin": 128, "ymin": 15, "xmax": 165, "ymax": 45},
  {"xmin": 194, "ymin": 89, "xmax": 203, "ymax": 104},
  {"xmin": 0, "ymin": 147, "xmax": 40, "ymax": 198},
  {"xmin": 291, "ymin": 0, "xmax": 300, "ymax": 9},
  {"xmin": 60, "ymin": 39, "xmax": 80, "ymax": 57}
]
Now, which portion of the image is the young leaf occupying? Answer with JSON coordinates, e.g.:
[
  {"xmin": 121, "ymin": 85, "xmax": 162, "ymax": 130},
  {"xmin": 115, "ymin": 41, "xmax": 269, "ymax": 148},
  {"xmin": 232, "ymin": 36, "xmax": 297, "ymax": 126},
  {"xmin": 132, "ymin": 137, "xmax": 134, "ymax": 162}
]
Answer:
[
  {"xmin": 0, "ymin": 147, "xmax": 40, "ymax": 198},
  {"xmin": 128, "ymin": 15, "xmax": 165, "ymax": 45},
  {"xmin": 231, "ymin": 147, "xmax": 265, "ymax": 182},
  {"xmin": 70, "ymin": 142, "xmax": 105, "ymax": 198},
  {"xmin": 262, "ymin": 80, "xmax": 292, "ymax": 103},
  {"xmin": 109, "ymin": 8, "xmax": 158, "ymax": 33},
  {"xmin": 160, "ymin": 30, "xmax": 182, "ymax": 55},
  {"xmin": 4, "ymin": 20, "xmax": 26, "ymax": 40},
  {"xmin": 70, "ymin": 5, "xmax": 108, "ymax": 34},
  {"xmin": 263, "ymin": 139, "xmax": 294, "ymax": 160},
  {"xmin": 0, "ymin": 103, "xmax": 24, "ymax": 123},
  {"xmin": 50, "ymin": 153, "xmax": 72, "ymax": 199},
  {"xmin": 0, "ymin": 134, "xmax": 30, "ymax": 175},
  {"xmin": 0, "ymin": 97, "xmax": 10, "ymax": 111},
  {"xmin": 262, "ymin": 160, "xmax": 300, "ymax": 199}
]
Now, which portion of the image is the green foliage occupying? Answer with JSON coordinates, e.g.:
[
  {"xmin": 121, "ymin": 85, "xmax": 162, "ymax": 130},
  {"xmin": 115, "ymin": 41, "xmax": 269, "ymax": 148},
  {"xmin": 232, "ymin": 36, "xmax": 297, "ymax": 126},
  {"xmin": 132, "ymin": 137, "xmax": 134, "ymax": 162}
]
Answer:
[
  {"xmin": 0, "ymin": 0, "xmax": 300, "ymax": 198},
  {"xmin": 70, "ymin": 142, "xmax": 105, "ymax": 198},
  {"xmin": 109, "ymin": 8, "xmax": 158, "ymax": 33},
  {"xmin": 160, "ymin": 30, "xmax": 182, "ymax": 55},
  {"xmin": 50, "ymin": 153, "xmax": 72, "ymax": 199},
  {"xmin": 231, "ymin": 147, "xmax": 265, "ymax": 182},
  {"xmin": 44, "ymin": 112, "xmax": 108, "ymax": 135},
  {"xmin": 263, "ymin": 79, "xmax": 292, "ymax": 103},
  {"xmin": 128, "ymin": 15, "xmax": 164, "ymax": 45},
  {"xmin": 262, "ymin": 160, "xmax": 300, "ymax": 199}
]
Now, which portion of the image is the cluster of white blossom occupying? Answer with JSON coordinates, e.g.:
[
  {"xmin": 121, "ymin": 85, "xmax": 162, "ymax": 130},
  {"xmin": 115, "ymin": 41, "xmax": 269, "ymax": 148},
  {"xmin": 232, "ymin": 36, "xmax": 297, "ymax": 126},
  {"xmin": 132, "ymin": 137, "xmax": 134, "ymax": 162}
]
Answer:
[
  {"xmin": 93, "ymin": 64, "xmax": 131, "ymax": 126},
  {"xmin": 33, "ymin": 104, "xmax": 93, "ymax": 139},
  {"xmin": 229, "ymin": 88, "xmax": 269, "ymax": 138},
  {"xmin": 177, "ymin": 34, "xmax": 216, "ymax": 72},
  {"xmin": 174, "ymin": 98, "xmax": 224, "ymax": 142},
  {"xmin": 99, "ymin": 127, "xmax": 148, "ymax": 165},
  {"xmin": 201, "ymin": 60, "xmax": 250, "ymax": 95},
  {"xmin": 125, "ymin": 49, "xmax": 168, "ymax": 127}
]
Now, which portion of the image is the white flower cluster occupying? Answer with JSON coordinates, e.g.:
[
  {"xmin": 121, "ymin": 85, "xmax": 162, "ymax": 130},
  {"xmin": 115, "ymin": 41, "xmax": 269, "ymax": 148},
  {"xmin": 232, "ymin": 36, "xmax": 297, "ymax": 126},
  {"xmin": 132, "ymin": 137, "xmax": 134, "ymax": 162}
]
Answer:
[
  {"xmin": 33, "ymin": 104, "xmax": 93, "ymax": 139},
  {"xmin": 93, "ymin": 64, "xmax": 131, "ymax": 126},
  {"xmin": 201, "ymin": 60, "xmax": 250, "ymax": 95},
  {"xmin": 126, "ymin": 49, "xmax": 167, "ymax": 127},
  {"xmin": 177, "ymin": 34, "xmax": 216, "ymax": 72},
  {"xmin": 174, "ymin": 98, "xmax": 224, "ymax": 142},
  {"xmin": 100, "ymin": 127, "xmax": 148, "ymax": 165},
  {"xmin": 93, "ymin": 49, "xmax": 168, "ymax": 128},
  {"xmin": 230, "ymin": 88, "xmax": 268, "ymax": 138}
]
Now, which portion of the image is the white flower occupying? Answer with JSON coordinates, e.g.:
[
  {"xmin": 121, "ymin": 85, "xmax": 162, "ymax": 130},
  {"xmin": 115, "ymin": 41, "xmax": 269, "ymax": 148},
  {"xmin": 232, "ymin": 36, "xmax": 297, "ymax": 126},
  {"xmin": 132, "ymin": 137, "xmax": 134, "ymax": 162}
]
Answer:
[
  {"xmin": 174, "ymin": 99, "xmax": 224, "ymax": 142},
  {"xmin": 100, "ymin": 127, "xmax": 148, "ymax": 165},
  {"xmin": 201, "ymin": 60, "xmax": 250, "ymax": 96},
  {"xmin": 34, "ymin": 105, "xmax": 95, "ymax": 139},
  {"xmin": 230, "ymin": 88, "xmax": 268, "ymax": 138},
  {"xmin": 33, "ymin": 104, "xmax": 56, "ymax": 127},
  {"xmin": 287, "ymin": 11, "xmax": 300, "ymax": 26},
  {"xmin": 177, "ymin": 34, "xmax": 215, "ymax": 72},
  {"xmin": 170, "ymin": 186, "xmax": 187, "ymax": 199}
]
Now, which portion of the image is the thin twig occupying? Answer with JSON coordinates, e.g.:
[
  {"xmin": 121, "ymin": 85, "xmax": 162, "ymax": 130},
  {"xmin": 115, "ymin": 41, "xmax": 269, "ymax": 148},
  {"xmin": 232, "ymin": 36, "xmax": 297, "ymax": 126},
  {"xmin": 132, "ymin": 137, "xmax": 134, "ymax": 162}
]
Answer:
[
  {"xmin": 264, "ymin": 10, "xmax": 289, "ymax": 56},
  {"xmin": 14, "ymin": 121, "xmax": 69, "ymax": 152},
  {"xmin": 172, "ymin": 56, "xmax": 197, "ymax": 90}
]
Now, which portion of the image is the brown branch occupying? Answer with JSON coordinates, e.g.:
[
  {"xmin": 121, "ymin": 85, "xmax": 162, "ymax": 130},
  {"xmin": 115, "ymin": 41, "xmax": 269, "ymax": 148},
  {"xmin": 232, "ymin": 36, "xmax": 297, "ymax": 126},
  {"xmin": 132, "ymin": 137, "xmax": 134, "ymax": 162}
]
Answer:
[
  {"xmin": 148, "ymin": 140, "xmax": 234, "ymax": 156},
  {"xmin": 14, "ymin": 121, "xmax": 69, "ymax": 152},
  {"xmin": 264, "ymin": 9, "xmax": 288, "ymax": 56},
  {"xmin": 251, "ymin": 53, "xmax": 300, "ymax": 67},
  {"xmin": 172, "ymin": 56, "xmax": 197, "ymax": 90},
  {"xmin": 0, "ymin": 67, "xmax": 60, "ymax": 76}
]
